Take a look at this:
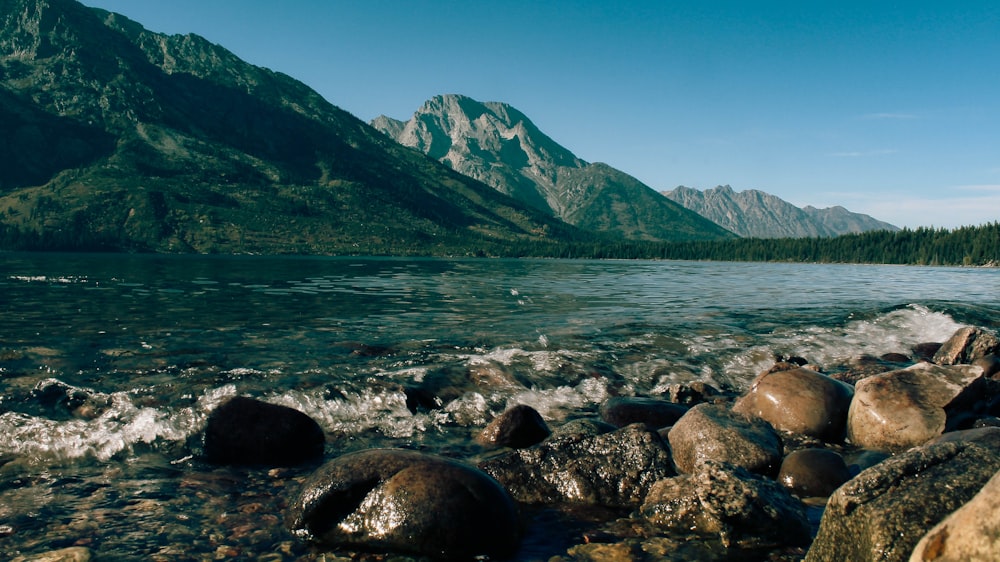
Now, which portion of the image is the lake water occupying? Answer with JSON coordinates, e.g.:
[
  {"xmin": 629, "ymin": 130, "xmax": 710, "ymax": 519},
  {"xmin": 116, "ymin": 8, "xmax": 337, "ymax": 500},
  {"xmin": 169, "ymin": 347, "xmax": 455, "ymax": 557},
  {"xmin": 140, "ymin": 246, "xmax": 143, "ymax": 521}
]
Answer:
[{"xmin": 1, "ymin": 253, "xmax": 998, "ymax": 560}]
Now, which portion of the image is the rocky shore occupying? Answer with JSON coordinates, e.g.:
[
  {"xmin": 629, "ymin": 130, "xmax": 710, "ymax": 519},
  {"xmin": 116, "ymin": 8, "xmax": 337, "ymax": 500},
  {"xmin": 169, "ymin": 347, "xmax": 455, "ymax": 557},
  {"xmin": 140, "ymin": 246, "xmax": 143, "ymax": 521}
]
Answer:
[{"xmin": 22, "ymin": 325, "xmax": 1000, "ymax": 562}]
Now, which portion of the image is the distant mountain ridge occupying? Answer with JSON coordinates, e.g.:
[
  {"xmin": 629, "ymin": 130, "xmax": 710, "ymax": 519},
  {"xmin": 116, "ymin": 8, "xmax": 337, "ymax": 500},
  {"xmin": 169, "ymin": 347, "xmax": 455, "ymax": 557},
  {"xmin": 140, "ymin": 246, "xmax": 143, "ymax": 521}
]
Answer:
[
  {"xmin": 0, "ymin": 0, "xmax": 587, "ymax": 254},
  {"xmin": 662, "ymin": 185, "xmax": 898, "ymax": 238},
  {"xmin": 373, "ymin": 95, "xmax": 735, "ymax": 242}
]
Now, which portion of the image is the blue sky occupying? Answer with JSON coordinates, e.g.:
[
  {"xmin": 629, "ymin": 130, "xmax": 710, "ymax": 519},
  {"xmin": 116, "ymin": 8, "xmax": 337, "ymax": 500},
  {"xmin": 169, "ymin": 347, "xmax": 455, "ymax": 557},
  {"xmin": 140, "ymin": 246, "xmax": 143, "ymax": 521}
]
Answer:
[{"xmin": 81, "ymin": 1, "xmax": 1000, "ymax": 229}]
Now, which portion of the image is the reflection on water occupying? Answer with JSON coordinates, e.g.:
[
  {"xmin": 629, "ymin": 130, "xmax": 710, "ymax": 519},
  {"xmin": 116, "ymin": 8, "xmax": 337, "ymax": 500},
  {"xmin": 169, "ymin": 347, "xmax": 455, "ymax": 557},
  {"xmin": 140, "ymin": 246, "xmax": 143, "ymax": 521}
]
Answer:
[{"xmin": 0, "ymin": 253, "xmax": 998, "ymax": 558}]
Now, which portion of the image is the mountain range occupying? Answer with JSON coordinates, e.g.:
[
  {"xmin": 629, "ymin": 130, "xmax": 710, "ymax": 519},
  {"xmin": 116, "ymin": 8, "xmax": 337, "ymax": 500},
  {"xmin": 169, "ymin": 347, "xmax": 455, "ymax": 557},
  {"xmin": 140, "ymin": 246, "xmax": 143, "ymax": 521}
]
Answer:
[
  {"xmin": 0, "ymin": 0, "xmax": 599, "ymax": 255},
  {"xmin": 662, "ymin": 185, "xmax": 899, "ymax": 238},
  {"xmin": 0, "ymin": 0, "xmax": 895, "ymax": 256},
  {"xmin": 372, "ymin": 95, "xmax": 734, "ymax": 242}
]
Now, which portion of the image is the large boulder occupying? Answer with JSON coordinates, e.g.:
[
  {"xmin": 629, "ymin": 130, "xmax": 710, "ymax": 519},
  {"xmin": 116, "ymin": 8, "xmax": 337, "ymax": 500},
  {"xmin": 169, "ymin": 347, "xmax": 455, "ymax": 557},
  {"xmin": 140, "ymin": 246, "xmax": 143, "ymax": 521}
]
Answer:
[
  {"xmin": 733, "ymin": 366, "xmax": 854, "ymax": 442},
  {"xmin": 933, "ymin": 326, "xmax": 1000, "ymax": 366},
  {"xmin": 641, "ymin": 460, "xmax": 810, "ymax": 549},
  {"xmin": 909, "ymin": 469, "xmax": 1000, "ymax": 562},
  {"xmin": 847, "ymin": 362, "xmax": 986, "ymax": 452},
  {"xmin": 203, "ymin": 396, "xmax": 325, "ymax": 466},
  {"xmin": 667, "ymin": 403, "xmax": 783, "ymax": 476},
  {"xmin": 805, "ymin": 441, "xmax": 1000, "ymax": 562},
  {"xmin": 287, "ymin": 448, "xmax": 521, "ymax": 560},
  {"xmin": 478, "ymin": 423, "xmax": 674, "ymax": 507}
]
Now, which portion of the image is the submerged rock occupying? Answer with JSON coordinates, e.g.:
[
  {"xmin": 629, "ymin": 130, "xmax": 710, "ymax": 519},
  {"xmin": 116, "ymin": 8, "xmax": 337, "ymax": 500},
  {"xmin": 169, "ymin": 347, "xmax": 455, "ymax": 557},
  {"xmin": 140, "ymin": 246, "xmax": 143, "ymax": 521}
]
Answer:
[
  {"xmin": 203, "ymin": 396, "xmax": 325, "ymax": 466},
  {"xmin": 288, "ymin": 448, "xmax": 520, "ymax": 560},
  {"xmin": 477, "ymin": 404, "xmax": 550, "ymax": 448},
  {"xmin": 641, "ymin": 460, "xmax": 810, "ymax": 549},
  {"xmin": 599, "ymin": 396, "xmax": 689, "ymax": 429},
  {"xmin": 847, "ymin": 362, "xmax": 986, "ymax": 452},
  {"xmin": 667, "ymin": 403, "xmax": 783, "ymax": 476},
  {"xmin": 478, "ymin": 423, "xmax": 674, "ymax": 507},
  {"xmin": 805, "ymin": 441, "xmax": 1000, "ymax": 562},
  {"xmin": 733, "ymin": 366, "xmax": 854, "ymax": 442}
]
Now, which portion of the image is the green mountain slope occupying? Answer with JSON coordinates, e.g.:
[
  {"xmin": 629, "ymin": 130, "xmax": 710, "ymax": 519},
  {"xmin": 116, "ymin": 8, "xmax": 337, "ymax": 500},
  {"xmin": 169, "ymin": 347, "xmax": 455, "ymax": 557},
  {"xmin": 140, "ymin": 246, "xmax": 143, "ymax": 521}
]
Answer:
[
  {"xmin": 0, "ymin": 0, "xmax": 587, "ymax": 254},
  {"xmin": 373, "ymin": 94, "xmax": 735, "ymax": 242}
]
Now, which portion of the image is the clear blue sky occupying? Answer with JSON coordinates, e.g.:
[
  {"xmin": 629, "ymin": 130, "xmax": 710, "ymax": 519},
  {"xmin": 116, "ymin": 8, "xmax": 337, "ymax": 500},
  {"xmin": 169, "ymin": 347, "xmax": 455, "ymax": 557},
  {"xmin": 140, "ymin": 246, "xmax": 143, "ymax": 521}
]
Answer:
[{"xmin": 81, "ymin": 1, "xmax": 1000, "ymax": 229}]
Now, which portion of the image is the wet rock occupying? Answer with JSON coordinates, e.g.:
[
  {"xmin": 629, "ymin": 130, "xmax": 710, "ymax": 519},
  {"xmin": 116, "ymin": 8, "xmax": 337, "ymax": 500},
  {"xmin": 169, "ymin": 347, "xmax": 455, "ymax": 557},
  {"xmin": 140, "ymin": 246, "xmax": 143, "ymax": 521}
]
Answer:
[
  {"xmin": 927, "ymin": 426, "xmax": 1000, "ymax": 448},
  {"xmin": 975, "ymin": 353, "xmax": 1000, "ymax": 378},
  {"xmin": 933, "ymin": 326, "xmax": 1000, "ymax": 365},
  {"xmin": 828, "ymin": 354, "xmax": 903, "ymax": 385},
  {"xmin": 909, "ymin": 469, "xmax": 1000, "ymax": 562},
  {"xmin": 203, "ymin": 396, "xmax": 325, "ymax": 466},
  {"xmin": 477, "ymin": 404, "xmax": 550, "ymax": 448},
  {"xmin": 733, "ymin": 367, "xmax": 854, "ymax": 442},
  {"xmin": 11, "ymin": 547, "xmax": 93, "ymax": 562},
  {"xmin": 804, "ymin": 441, "xmax": 1000, "ymax": 562},
  {"xmin": 663, "ymin": 381, "xmax": 723, "ymax": 406},
  {"xmin": 288, "ymin": 448, "xmax": 520, "ymax": 560},
  {"xmin": 478, "ymin": 423, "xmax": 674, "ymax": 507},
  {"xmin": 667, "ymin": 403, "xmax": 783, "ymax": 476},
  {"xmin": 847, "ymin": 362, "xmax": 986, "ymax": 452},
  {"xmin": 641, "ymin": 460, "xmax": 810, "ymax": 549},
  {"xmin": 598, "ymin": 396, "xmax": 689, "ymax": 429},
  {"xmin": 777, "ymin": 448, "xmax": 851, "ymax": 498},
  {"xmin": 550, "ymin": 418, "xmax": 616, "ymax": 439},
  {"xmin": 913, "ymin": 342, "xmax": 943, "ymax": 362}
]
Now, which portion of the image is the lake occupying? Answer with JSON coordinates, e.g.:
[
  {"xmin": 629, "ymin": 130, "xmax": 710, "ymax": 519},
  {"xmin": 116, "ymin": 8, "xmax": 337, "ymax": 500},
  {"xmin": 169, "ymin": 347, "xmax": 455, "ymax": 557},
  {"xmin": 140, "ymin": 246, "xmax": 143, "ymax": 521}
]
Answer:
[{"xmin": 1, "ymin": 253, "xmax": 998, "ymax": 559}]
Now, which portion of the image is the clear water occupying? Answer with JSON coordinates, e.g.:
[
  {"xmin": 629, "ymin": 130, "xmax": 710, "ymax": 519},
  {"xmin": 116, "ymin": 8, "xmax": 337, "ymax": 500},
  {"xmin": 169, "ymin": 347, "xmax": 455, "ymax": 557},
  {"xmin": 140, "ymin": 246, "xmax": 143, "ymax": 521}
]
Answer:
[{"xmin": 1, "ymin": 253, "xmax": 998, "ymax": 559}]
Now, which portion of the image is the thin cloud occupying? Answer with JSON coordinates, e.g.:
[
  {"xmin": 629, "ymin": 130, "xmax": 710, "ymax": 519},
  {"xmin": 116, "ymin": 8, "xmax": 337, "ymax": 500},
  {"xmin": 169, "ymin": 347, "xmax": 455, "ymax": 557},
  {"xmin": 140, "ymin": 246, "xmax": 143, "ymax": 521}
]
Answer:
[{"xmin": 955, "ymin": 184, "xmax": 1000, "ymax": 192}]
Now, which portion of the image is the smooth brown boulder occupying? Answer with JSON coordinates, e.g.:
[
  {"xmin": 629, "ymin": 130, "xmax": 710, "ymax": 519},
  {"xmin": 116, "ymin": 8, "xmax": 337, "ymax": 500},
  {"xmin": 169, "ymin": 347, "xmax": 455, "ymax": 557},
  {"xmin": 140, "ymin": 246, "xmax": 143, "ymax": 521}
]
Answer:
[
  {"xmin": 477, "ymin": 404, "xmax": 550, "ymax": 448},
  {"xmin": 909, "ymin": 469, "xmax": 1000, "ymax": 561},
  {"xmin": 203, "ymin": 396, "xmax": 325, "ymax": 466},
  {"xmin": 667, "ymin": 403, "xmax": 783, "ymax": 477},
  {"xmin": 805, "ymin": 441, "xmax": 1000, "ymax": 562},
  {"xmin": 777, "ymin": 448, "xmax": 851, "ymax": 498},
  {"xmin": 933, "ymin": 326, "xmax": 999, "ymax": 366},
  {"xmin": 847, "ymin": 362, "xmax": 986, "ymax": 452},
  {"xmin": 641, "ymin": 460, "xmax": 810, "ymax": 549},
  {"xmin": 288, "ymin": 448, "xmax": 521, "ymax": 560},
  {"xmin": 733, "ymin": 367, "xmax": 854, "ymax": 442}
]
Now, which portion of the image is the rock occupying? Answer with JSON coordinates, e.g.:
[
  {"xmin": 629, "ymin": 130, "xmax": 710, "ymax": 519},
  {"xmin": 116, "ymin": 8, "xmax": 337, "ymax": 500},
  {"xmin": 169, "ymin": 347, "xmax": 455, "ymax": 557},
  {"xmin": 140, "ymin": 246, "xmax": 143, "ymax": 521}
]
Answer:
[
  {"xmin": 11, "ymin": 547, "xmax": 93, "ymax": 562},
  {"xmin": 478, "ymin": 423, "xmax": 674, "ymax": 507},
  {"xmin": 733, "ymin": 367, "xmax": 854, "ymax": 442},
  {"xmin": 777, "ymin": 448, "xmax": 851, "ymax": 498},
  {"xmin": 927, "ymin": 426, "xmax": 1000, "ymax": 448},
  {"xmin": 805, "ymin": 441, "xmax": 1000, "ymax": 562},
  {"xmin": 933, "ymin": 326, "xmax": 1000, "ymax": 365},
  {"xmin": 477, "ymin": 404, "xmax": 550, "ymax": 448},
  {"xmin": 663, "ymin": 381, "xmax": 722, "ymax": 406},
  {"xmin": 203, "ymin": 396, "xmax": 325, "ymax": 466},
  {"xmin": 909, "ymin": 469, "xmax": 1000, "ymax": 562},
  {"xmin": 976, "ymin": 353, "xmax": 1000, "ymax": 378},
  {"xmin": 641, "ymin": 460, "xmax": 810, "ymax": 549},
  {"xmin": 598, "ymin": 396, "xmax": 689, "ymax": 429},
  {"xmin": 913, "ymin": 342, "xmax": 943, "ymax": 362},
  {"xmin": 667, "ymin": 403, "xmax": 783, "ymax": 476},
  {"xmin": 287, "ymin": 448, "xmax": 520, "ymax": 560},
  {"xmin": 847, "ymin": 362, "xmax": 986, "ymax": 452}
]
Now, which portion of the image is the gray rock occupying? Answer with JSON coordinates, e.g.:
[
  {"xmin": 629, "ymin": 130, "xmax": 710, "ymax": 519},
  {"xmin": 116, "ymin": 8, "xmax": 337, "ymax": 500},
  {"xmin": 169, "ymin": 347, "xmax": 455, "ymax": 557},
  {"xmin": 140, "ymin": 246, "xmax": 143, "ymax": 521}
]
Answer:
[
  {"xmin": 478, "ymin": 423, "xmax": 674, "ymax": 507},
  {"xmin": 909, "ymin": 469, "xmax": 1000, "ymax": 562},
  {"xmin": 805, "ymin": 441, "xmax": 1000, "ymax": 562},
  {"xmin": 933, "ymin": 326, "xmax": 1000, "ymax": 365},
  {"xmin": 667, "ymin": 403, "xmax": 783, "ymax": 476},
  {"xmin": 641, "ymin": 460, "xmax": 810, "ymax": 549},
  {"xmin": 288, "ymin": 448, "xmax": 521, "ymax": 560},
  {"xmin": 847, "ymin": 362, "xmax": 986, "ymax": 452},
  {"xmin": 733, "ymin": 366, "xmax": 854, "ymax": 442}
]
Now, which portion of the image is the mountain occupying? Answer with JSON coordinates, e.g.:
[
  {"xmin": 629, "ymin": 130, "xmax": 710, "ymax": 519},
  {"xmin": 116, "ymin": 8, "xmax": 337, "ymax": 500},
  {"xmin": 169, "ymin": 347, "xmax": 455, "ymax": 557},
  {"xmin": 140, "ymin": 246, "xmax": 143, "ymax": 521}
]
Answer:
[
  {"xmin": 661, "ymin": 185, "xmax": 898, "ymax": 238},
  {"xmin": 372, "ymin": 94, "xmax": 735, "ymax": 242},
  {"xmin": 0, "ymin": 0, "xmax": 588, "ymax": 255}
]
